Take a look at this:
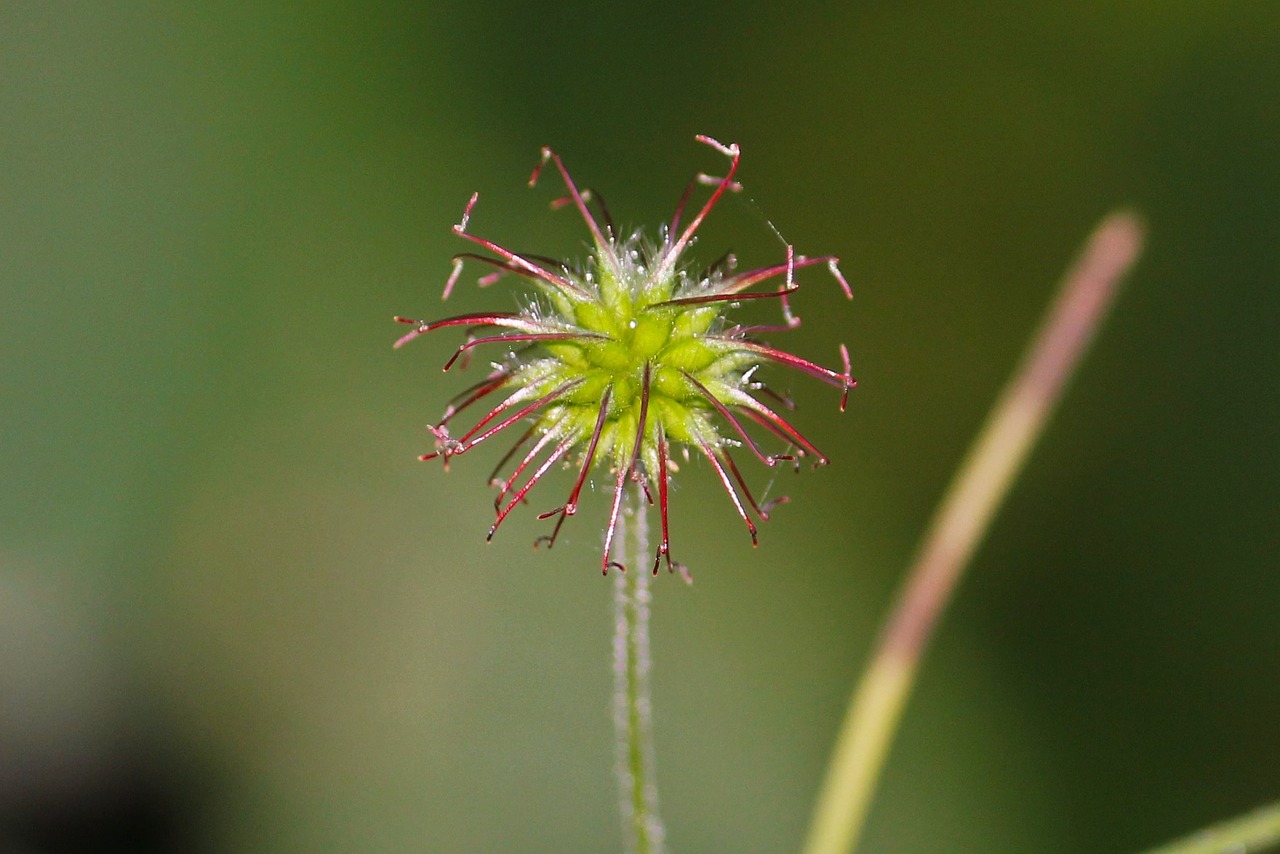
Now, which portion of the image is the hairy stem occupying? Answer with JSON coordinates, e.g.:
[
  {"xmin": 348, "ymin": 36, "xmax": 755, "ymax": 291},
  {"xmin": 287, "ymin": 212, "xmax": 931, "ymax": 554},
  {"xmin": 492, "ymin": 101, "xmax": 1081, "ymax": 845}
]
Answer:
[
  {"xmin": 613, "ymin": 483, "xmax": 665, "ymax": 854},
  {"xmin": 1139, "ymin": 801, "xmax": 1280, "ymax": 854},
  {"xmin": 802, "ymin": 211, "xmax": 1145, "ymax": 854}
]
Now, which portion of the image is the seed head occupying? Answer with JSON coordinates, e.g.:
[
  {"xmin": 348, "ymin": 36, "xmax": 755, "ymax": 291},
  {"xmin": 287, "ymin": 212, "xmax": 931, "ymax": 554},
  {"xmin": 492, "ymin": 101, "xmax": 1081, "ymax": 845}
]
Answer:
[{"xmin": 396, "ymin": 135, "xmax": 855, "ymax": 577}]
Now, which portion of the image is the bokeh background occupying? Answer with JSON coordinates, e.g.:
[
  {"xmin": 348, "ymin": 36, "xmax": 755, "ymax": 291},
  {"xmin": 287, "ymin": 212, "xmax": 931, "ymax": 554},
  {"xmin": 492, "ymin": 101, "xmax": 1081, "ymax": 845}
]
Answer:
[{"xmin": 2, "ymin": 3, "xmax": 1278, "ymax": 852}]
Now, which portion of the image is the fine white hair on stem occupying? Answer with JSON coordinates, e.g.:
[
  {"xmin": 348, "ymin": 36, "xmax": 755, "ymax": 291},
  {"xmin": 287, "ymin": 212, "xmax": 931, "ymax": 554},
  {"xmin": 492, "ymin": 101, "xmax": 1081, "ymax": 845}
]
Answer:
[{"xmin": 614, "ymin": 484, "xmax": 665, "ymax": 854}]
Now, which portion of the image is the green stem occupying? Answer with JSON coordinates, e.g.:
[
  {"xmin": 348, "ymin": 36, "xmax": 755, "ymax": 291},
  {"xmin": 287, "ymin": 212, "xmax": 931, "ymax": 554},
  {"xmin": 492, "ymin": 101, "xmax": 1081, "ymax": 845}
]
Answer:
[
  {"xmin": 1140, "ymin": 801, "xmax": 1280, "ymax": 854},
  {"xmin": 614, "ymin": 482, "xmax": 665, "ymax": 854},
  {"xmin": 802, "ymin": 211, "xmax": 1145, "ymax": 854}
]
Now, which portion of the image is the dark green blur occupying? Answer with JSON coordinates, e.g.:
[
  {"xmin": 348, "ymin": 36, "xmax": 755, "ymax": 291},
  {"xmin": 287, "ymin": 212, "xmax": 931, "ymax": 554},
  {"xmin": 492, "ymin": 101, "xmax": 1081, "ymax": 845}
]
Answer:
[{"xmin": 1, "ymin": 3, "xmax": 1277, "ymax": 852}]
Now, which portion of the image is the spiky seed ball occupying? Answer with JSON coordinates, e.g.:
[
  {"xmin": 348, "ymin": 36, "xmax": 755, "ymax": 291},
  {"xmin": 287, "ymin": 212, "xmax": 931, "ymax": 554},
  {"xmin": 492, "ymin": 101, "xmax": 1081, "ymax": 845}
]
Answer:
[{"xmin": 395, "ymin": 135, "xmax": 854, "ymax": 576}]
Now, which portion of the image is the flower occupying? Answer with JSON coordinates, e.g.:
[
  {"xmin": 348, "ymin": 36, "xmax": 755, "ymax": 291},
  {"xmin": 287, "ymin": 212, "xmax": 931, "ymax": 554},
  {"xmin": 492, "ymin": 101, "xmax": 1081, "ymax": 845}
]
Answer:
[{"xmin": 396, "ymin": 135, "xmax": 854, "ymax": 576}]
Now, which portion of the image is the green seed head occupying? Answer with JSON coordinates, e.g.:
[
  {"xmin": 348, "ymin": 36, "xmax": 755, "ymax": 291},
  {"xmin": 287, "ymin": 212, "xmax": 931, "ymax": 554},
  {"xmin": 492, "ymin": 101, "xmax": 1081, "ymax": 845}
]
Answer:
[{"xmin": 395, "ymin": 136, "xmax": 854, "ymax": 576}]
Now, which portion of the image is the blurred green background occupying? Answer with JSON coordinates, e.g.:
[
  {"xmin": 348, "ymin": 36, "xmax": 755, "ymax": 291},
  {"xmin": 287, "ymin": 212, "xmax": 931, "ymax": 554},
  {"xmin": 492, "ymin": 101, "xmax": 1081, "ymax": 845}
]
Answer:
[{"xmin": 2, "ymin": 3, "xmax": 1278, "ymax": 852}]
